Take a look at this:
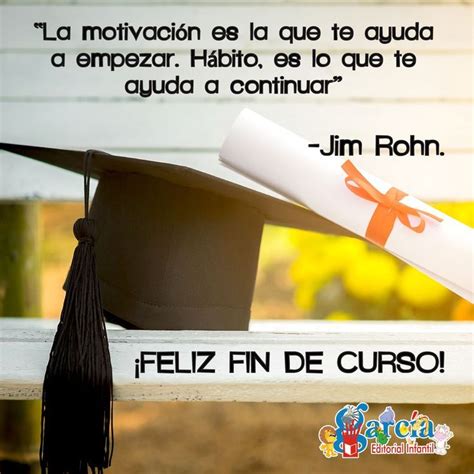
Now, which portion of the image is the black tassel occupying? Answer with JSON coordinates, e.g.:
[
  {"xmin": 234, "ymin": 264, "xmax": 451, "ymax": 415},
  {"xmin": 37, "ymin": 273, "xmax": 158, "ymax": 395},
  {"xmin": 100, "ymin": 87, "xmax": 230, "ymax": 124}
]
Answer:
[{"xmin": 40, "ymin": 151, "xmax": 113, "ymax": 474}]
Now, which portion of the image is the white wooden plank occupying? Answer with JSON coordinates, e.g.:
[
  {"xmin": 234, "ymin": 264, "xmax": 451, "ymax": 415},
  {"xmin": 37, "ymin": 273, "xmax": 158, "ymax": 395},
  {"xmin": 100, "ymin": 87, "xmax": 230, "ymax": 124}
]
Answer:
[
  {"xmin": 2, "ymin": 52, "xmax": 471, "ymax": 100},
  {"xmin": 2, "ymin": 150, "xmax": 472, "ymax": 201},
  {"xmin": 1, "ymin": 1, "xmax": 466, "ymax": 5},
  {"xmin": 0, "ymin": 317, "xmax": 468, "ymax": 334},
  {"xmin": 2, "ymin": 102, "xmax": 471, "ymax": 150},
  {"xmin": 0, "ymin": 318, "xmax": 472, "ymax": 403},
  {"xmin": 1, "ymin": 4, "xmax": 471, "ymax": 202},
  {"xmin": 0, "ymin": 317, "xmax": 122, "ymax": 330},
  {"xmin": 1, "ymin": 5, "xmax": 471, "ymax": 52},
  {"xmin": 249, "ymin": 319, "xmax": 474, "ymax": 334},
  {"xmin": 0, "ymin": 151, "xmax": 98, "ymax": 201}
]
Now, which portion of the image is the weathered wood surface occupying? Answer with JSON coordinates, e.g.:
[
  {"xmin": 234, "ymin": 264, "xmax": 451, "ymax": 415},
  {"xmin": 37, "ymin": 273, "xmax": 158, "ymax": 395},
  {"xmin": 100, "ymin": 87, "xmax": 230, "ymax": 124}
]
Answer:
[
  {"xmin": 3, "ymin": 52, "xmax": 471, "ymax": 100},
  {"xmin": 1, "ymin": 318, "xmax": 472, "ymax": 404},
  {"xmin": 0, "ymin": 0, "xmax": 466, "ymax": 5},
  {"xmin": 1, "ymin": 101, "xmax": 472, "ymax": 201},
  {"xmin": 2, "ymin": 5, "xmax": 471, "ymax": 51},
  {"xmin": 3, "ymin": 103, "xmax": 470, "ymax": 151},
  {"xmin": 1, "ymin": 3, "xmax": 472, "ymax": 201},
  {"xmin": 2, "ymin": 150, "xmax": 471, "ymax": 203}
]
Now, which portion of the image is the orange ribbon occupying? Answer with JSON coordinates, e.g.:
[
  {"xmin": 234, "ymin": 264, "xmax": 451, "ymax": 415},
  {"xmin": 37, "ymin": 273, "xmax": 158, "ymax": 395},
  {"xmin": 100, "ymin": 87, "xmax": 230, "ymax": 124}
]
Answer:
[{"xmin": 341, "ymin": 160, "xmax": 442, "ymax": 247}]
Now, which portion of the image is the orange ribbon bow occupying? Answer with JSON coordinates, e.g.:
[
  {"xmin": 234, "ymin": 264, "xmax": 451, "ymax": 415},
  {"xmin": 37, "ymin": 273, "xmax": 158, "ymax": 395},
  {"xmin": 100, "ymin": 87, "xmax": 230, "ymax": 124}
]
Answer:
[{"xmin": 341, "ymin": 160, "xmax": 443, "ymax": 247}]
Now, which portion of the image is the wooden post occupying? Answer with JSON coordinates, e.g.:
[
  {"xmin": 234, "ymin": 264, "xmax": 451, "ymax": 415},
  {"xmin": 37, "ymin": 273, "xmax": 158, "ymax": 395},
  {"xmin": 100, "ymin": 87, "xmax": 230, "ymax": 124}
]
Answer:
[{"xmin": 0, "ymin": 202, "xmax": 41, "ymax": 473}]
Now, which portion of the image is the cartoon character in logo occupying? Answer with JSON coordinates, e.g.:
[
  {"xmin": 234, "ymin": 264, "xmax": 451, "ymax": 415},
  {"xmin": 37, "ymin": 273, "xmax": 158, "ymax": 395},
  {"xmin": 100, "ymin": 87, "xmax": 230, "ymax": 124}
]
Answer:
[
  {"xmin": 431, "ymin": 424, "xmax": 454, "ymax": 455},
  {"xmin": 378, "ymin": 406, "xmax": 395, "ymax": 427},
  {"xmin": 342, "ymin": 405, "xmax": 360, "ymax": 426},
  {"xmin": 405, "ymin": 412, "xmax": 431, "ymax": 446},
  {"xmin": 375, "ymin": 426, "xmax": 389, "ymax": 445},
  {"xmin": 318, "ymin": 425, "xmax": 338, "ymax": 458},
  {"xmin": 334, "ymin": 403, "xmax": 369, "ymax": 458}
]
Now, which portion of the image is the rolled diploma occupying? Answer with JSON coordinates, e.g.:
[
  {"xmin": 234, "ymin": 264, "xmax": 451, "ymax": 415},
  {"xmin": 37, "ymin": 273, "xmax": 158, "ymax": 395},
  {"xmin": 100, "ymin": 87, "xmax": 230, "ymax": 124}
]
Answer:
[{"xmin": 219, "ymin": 109, "xmax": 473, "ymax": 302}]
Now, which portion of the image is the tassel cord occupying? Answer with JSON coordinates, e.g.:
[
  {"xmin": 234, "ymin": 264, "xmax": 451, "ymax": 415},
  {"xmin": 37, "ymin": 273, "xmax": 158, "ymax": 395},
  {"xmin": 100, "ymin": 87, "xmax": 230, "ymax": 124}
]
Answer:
[{"xmin": 40, "ymin": 150, "xmax": 114, "ymax": 474}]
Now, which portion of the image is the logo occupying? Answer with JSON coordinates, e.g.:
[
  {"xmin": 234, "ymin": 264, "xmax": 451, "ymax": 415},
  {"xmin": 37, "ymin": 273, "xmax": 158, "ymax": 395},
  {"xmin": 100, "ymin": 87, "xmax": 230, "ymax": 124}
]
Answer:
[{"xmin": 318, "ymin": 403, "xmax": 453, "ymax": 459}]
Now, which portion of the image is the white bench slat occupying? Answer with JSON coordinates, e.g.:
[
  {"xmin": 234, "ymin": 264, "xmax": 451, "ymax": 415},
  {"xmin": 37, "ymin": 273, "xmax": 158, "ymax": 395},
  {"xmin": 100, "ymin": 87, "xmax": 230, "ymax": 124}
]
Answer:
[
  {"xmin": 2, "ymin": 151, "xmax": 472, "ymax": 202},
  {"xmin": 1, "ymin": 0, "xmax": 465, "ymax": 5},
  {"xmin": 2, "ymin": 4, "xmax": 472, "ymax": 203},
  {"xmin": 2, "ymin": 5, "xmax": 470, "ymax": 52},
  {"xmin": 3, "ymin": 102, "xmax": 471, "ymax": 151},
  {"xmin": 1, "ymin": 318, "xmax": 472, "ymax": 404},
  {"xmin": 2, "ymin": 52, "xmax": 471, "ymax": 100}
]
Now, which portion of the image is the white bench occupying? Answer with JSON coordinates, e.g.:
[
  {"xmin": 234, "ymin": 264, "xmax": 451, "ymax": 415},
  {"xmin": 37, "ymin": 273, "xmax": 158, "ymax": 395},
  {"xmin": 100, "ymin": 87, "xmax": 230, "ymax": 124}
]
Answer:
[{"xmin": 1, "ymin": 318, "xmax": 472, "ymax": 404}]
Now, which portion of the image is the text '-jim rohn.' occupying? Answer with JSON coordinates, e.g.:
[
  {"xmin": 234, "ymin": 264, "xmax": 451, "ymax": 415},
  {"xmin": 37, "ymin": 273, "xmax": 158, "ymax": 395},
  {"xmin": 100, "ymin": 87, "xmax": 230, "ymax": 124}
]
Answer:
[{"xmin": 308, "ymin": 134, "xmax": 444, "ymax": 157}]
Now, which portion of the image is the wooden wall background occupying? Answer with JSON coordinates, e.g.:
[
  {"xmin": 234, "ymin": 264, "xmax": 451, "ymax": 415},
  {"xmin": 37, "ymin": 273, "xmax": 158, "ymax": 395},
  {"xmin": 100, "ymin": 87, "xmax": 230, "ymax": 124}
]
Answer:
[{"xmin": 0, "ymin": 1, "xmax": 472, "ymax": 202}]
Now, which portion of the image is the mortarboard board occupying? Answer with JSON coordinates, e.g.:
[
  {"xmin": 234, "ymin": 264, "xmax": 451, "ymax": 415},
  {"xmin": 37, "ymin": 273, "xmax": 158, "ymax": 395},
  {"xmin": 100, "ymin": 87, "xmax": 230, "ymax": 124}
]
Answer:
[
  {"xmin": 1, "ymin": 142, "xmax": 349, "ymax": 473},
  {"xmin": 1, "ymin": 143, "xmax": 348, "ymax": 331}
]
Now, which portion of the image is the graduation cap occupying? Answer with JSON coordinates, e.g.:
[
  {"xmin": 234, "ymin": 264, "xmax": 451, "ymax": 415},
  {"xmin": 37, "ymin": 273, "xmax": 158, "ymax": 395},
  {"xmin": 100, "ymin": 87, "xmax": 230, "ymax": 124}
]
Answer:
[{"xmin": 1, "ymin": 143, "xmax": 348, "ymax": 473}]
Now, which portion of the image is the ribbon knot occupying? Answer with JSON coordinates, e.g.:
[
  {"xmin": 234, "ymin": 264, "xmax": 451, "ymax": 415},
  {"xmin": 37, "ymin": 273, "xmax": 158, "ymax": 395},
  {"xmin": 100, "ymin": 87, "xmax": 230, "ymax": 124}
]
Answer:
[{"xmin": 341, "ymin": 160, "xmax": 442, "ymax": 247}]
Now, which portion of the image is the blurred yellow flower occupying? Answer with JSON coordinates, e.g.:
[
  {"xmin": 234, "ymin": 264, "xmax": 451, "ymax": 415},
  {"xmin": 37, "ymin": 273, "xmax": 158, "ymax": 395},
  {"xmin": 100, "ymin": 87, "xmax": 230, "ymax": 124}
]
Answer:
[
  {"xmin": 258, "ymin": 225, "xmax": 296, "ymax": 270},
  {"xmin": 291, "ymin": 256, "xmax": 331, "ymax": 285},
  {"xmin": 397, "ymin": 266, "xmax": 449, "ymax": 308},
  {"xmin": 326, "ymin": 311, "xmax": 354, "ymax": 321},
  {"xmin": 290, "ymin": 233, "xmax": 367, "ymax": 287},
  {"xmin": 433, "ymin": 202, "xmax": 474, "ymax": 228},
  {"xmin": 343, "ymin": 252, "xmax": 398, "ymax": 302},
  {"xmin": 451, "ymin": 299, "xmax": 474, "ymax": 321},
  {"xmin": 329, "ymin": 237, "xmax": 368, "ymax": 271},
  {"xmin": 287, "ymin": 203, "xmax": 472, "ymax": 317},
  {"xmin": 294, "ymin": 283, "xmax": 318, "ymax": 311}
]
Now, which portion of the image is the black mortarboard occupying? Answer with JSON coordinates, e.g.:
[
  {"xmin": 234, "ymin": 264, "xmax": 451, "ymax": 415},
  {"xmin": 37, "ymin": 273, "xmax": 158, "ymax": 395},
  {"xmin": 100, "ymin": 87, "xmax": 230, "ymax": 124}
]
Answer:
[
  {"xmin": 1, "ymin": 142, "xmax": 348, "ymax": 473},
  {"xmin": 1, "ymin": 143, "xmax": 348, "ymax": 330}
]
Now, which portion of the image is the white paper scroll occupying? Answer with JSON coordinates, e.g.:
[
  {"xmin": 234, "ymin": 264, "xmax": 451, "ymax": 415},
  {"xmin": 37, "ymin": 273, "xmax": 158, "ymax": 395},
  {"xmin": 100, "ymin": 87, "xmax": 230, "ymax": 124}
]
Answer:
[{"xmin": 219, "ymin": 109, "xmax": 473, "ymax": 302}]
